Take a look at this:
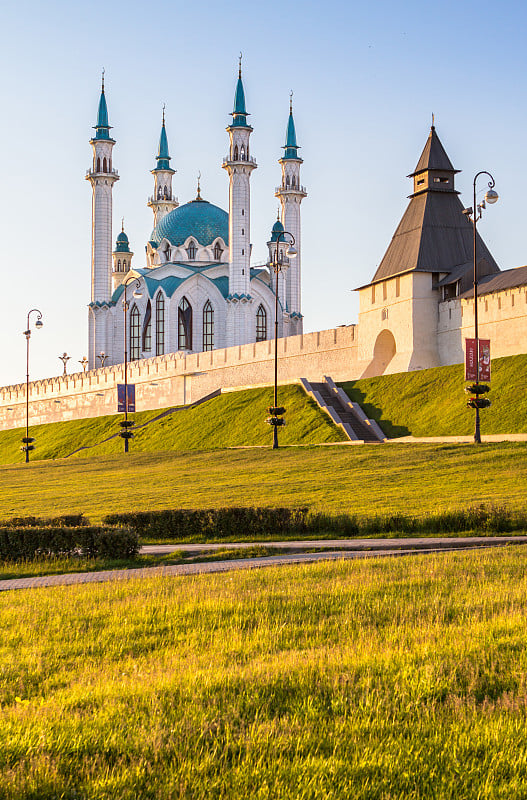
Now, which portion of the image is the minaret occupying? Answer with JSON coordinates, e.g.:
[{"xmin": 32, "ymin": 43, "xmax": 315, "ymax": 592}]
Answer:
[
  {"xmin": 275, "ymin": 94, "xmax": 307, "ymax": 333},
  {"xmin": 222, "ymin": 58, "xmax": 257, "ymax": 345},
  {"xmin": 267, "ymin": 215, "xmax": 288, "ymax": 337},
  {"xmin": 147, "ymin": 107, "xmax": 178, "ymax": 227},
  {"xmin": 112, "ymin": 221, "xmax": 134, "ymax": 292},
  {"xmin": 86, "ymin": 72, "xmax": 119, "ymax": 304}
]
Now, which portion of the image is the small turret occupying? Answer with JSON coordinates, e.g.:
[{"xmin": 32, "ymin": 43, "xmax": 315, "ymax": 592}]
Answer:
[{"xmin": 112, "ymin": 221, "xmax": 134, "ymax": 291}]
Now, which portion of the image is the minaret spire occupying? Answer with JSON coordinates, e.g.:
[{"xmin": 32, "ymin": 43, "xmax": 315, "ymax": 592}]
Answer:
[{"xmin": 148, "ymin": 106, "xmax": 178, "ymax": 229}]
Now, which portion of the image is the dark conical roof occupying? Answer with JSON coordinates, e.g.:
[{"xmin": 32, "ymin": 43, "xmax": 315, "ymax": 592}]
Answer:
[
  {"xmin": 409, "ymin": 126, "xmax": 457, "ymax": 176},
  {"xmin": 371, "ymin": 126, "xmax": 499, "ymax": 284}
]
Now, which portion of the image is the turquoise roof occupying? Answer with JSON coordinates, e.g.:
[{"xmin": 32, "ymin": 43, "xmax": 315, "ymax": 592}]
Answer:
[
  {"xmin": 270, "ymin": 218, "xmax": 285, "ymax": 242},
  {"xmin": 230, "ymin": 73, "xmax": 251, "ymax": 128},
  {"xmin": 111, "ymin": 269, "xmax": 231, "ymax": 303},
  {"xmin": 114, "ymin": 230, "xmax": 131, "ymax": 253},
  {"xmin": 150, "ymin": 198, "xmax": 229, "ymax": 248},
  {"xmin": 154, "ymin": 120, "xmax": 172, "ymax": 171},
  {"xmin": 93, "ymin": 86, "xmax": 112, "ymax": 141},
  {"xmin": 283, "ymin": 110, "xmax": 300, "ymax": 159}
]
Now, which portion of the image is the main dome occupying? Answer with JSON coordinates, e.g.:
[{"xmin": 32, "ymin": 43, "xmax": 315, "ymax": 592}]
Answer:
[{"xmin": 150, "ymin": 198, "xmax": 229, "ymax": 249}]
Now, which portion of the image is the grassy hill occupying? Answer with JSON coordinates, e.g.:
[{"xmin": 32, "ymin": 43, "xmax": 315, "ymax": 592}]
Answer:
[
  {"xmin": 0, "ymin": 384, "xmax": 346, "ymax": 466},
  {"xmin": 341, "ymin": 353, "xmax": 527, "ymax": 437}
]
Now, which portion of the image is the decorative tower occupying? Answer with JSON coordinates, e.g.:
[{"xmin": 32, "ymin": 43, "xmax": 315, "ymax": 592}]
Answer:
[
  {"xmin": 222, "ymin": 58, "xmax": 257, "ymax": 346},
  {"xmin": 275, "ymin": 94, "xmax": 307, "ymax": 334},
  {"xmin": 147, "ymin": 107, "xmax": 178, "ymax": 227},
  {"xmin": 112, "ymin": 221, "xmax": 134, "ymax": 292},
  {"xmin": 86, "ymin": 73, "xmax": 119, "ymax": 368}
]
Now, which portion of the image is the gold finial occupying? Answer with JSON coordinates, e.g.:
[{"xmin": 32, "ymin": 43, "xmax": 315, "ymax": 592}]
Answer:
[
  {"xmin": 432, "ymin": 112, "xmax": 435, "ymax": 128},
  {"xmin": 277, "ymin": 207, "xmax": 280, "ymax": 221},
  {"xmin": 102, "ymin": 68, "xmax": 105, "ymax": 92},
  {"xmin": 196, "ymin": 171, "xmax": 202, "ymax": 200},
  {"xmin": 290, "ymin": 90, "xmax": 293, "ymax": 113},
  {"xmin": 162, "ymin": 103, "xmax": 166, "ymax": 125},
  {"xmin": 239, "ymin": 52, "xmax": 242, "ymax": 78},
  {"xmin": 121, "ymin": 217, "xmax": 125, "ymax": 233}
]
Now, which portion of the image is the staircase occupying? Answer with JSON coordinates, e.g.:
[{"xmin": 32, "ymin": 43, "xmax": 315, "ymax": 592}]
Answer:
[{"xmin": 300, "ymin": 377, "xmax": 386, "ymax": 443}]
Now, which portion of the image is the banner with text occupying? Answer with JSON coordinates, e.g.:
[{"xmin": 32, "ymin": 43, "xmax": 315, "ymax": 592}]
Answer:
[
  {"xmin": 465, "ymin": 339, "xmax": 491, "ymax": 382},
  {"xmin": 117, "ymin": 383, "xmax": 136, "ymax": 413}
]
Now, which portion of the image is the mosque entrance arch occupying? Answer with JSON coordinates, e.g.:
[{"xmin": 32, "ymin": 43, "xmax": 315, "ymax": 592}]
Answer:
[{"xmin": 372, "ymin": 329, "xmax": 396, "ymax": 375}]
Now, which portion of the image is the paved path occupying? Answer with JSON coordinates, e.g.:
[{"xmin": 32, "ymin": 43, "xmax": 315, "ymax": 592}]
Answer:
[{"xmin": 1, "ymin": 536, "xmax": 525, "ymax": 593}]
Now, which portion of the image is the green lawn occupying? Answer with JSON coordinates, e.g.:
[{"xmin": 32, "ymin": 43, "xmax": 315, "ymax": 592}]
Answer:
[
  {"xmin": 0, "ymin": 384, "xmax": 345, "ymax": 466},
  {"xmin": 341, "ymin": 353, "xmax": 527, "ymax": 437},
  {"xmin": 2, "ymin": 547, "xmax": 527, "ymax": 798},
  {"xmin": 0, "ymin": 442, "xmax": 525, "ymax": 523}
]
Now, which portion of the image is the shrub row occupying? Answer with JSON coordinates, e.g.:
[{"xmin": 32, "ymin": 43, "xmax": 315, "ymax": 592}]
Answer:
[
  {"xmin": 0, "ymin": 514, "xmax": 88, "ymax": 528},
  {"xmin": 104, "ymin": 504, "xmax": 527, "ymax": 541},
  {"xmin": 0, "ymin": 526, "xmax": 139, "ymax": 562},
  {"xmin": 103, "ymin": 507, "xmax": 309, "ymax": 540}
]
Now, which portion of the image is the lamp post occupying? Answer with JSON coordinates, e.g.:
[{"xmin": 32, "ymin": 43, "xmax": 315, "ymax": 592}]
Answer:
[
  {"xmin": 79, "ymin": 357, "xmax": 89, "ymax": 374},
  {"xmin": 97, "ymin": 351, "xmax": 108, "ymax": 368},
  {"xmin": 121, "ymin": 277, "xmax": 142, "ymax": 453},
  {"xmin": 268, "ymin": 227, "xmax": 297, "ymax": 449},
  {"xmin": 468, "ymin": 171, "xmax": 498, "ymax": 444},
  {"xmin": 22, "ymin": 309, "xmax": 43, "ymax": 463},
  {"xmin": 58, "ymin": 352, "xmax": 70, "ymax": 375}
]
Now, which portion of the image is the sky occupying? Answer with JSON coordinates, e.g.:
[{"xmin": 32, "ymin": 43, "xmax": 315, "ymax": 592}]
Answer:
[{"xmin": 0, "ymin": 0, "xmax": 525, "ymax": 385}]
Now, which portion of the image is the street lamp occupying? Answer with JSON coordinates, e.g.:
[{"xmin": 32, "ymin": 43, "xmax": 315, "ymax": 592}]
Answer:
[
  {"xmin": 121, "ymin": 277, "xmax": 142, "ymax": 453},
  {"xmin": 58, "ymin": 352, "xmax": 70, "ymax": 375},
  {"xmin": 267, "ymin": 223, "xmax": 297, "ymax": 449},
  {"xmin": 97, "ymin": 351, "xmax": 109, "ymax": 368},
  {"xmin": 22, "ymin": 309, "xmax": 43, "ymax": 463},
  {"xmin": 79, "ymin": 357, "xmax": 89, "ymax": 374},
  {"xmin": 465, "ymin": 171, "xmax": 498, "ymax": 444}
]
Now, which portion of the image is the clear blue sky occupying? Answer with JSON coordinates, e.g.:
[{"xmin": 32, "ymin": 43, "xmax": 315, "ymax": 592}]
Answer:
[{"xmin": 0, "ymin": 0, "xmax": 524, "ymax": 385}]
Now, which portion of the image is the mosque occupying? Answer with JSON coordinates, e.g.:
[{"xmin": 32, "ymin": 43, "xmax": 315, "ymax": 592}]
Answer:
[{"xmin": 86, "ymin": 64, "xmax": 306, "ymax": 370}]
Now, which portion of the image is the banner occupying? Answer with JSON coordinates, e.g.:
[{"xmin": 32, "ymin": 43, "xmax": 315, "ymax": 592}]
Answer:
[
  {"xmin": 117, "ymin": 383, "xmax": 136, "ymax": 413},
  {"xmin": 465, "ymin": 339, "xmax": 490, "ymax": 382}
]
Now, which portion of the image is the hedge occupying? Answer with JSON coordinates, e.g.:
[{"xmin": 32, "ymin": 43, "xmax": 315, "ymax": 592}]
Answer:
[
  {"xmin": 0, "ymin": 514, "xmax": 89, "ymax": 528},
  {"xmin": 0, "ymin": 526, "xmax": 139, "ymax": 562},
  {"xmin": 103, "ymin": 507, "xmax": 309, "ymax": 540}
]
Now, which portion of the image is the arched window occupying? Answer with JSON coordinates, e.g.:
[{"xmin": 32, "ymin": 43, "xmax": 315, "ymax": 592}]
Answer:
[
  {"xmin": 123, "ymin": 260, "xmax": 127, "ymax": 270},
  {"xmin": 117, "ymin": 259, "xmax": 121, "ymax": 270},
  {"xmin": 213, "ymin": 242, "xmax": 223, "ymax": 261},
  {"xmin": 142, "ymin": 300, "xmax": 152, "ymax": 352},
  {"xmin": 155, "ymin": 293, "xmax": 165, "ymax": 356},
  {"xmin": 103, "ymin": 157, "xmax": 107, "ymax": 173},
  {"xmin": 286, "ymin": 174, "xmax": 290, "ymax": 187},
  {"xmin": 233, "ymin": 145, "xmax": 239, "ymax": 160},
  {"xmin": 158, "ymin": 187, "xmax": 163, "ymax": 199},
  {"xmin": 186, "ymin": 241, "xmax": 196, "ymax": 260},
  {"xmin": 256, "ymin": 304, "xmax": 267, "ymax": 342},
  {"xmin": 178, "ymin": 297, "xmax": 192, "ymax": 350},
  {"xmin": 164, "ymin": 244, "xmax": 170, "ymax": 261},
  {"xmin": 96, "ymin": 157, "xmax": 101, "ymax": 172},
  {"xmin": 130, "ymin": 305, "xmax": 140, "ymax": 361},
  {"xmin": 291, "ymin": 175, "xmax": 296, "ymax": 187},
  {"xmin": 163, "ymin": 185, "xmax": 168, "ymax": 199},
  {"xmin": 240, "ymin": 145, "xmax": 245, "ymax": 161},
  {"xmin": 203, "ymin": 301, "xmax": 214, "ymax": 351}
]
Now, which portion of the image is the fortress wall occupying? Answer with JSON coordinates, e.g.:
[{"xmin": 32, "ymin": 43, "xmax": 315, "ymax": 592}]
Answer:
[
  {"xmin": 0, "ymin": 325, "xmax": 359, "ymax": 431},
  {"xmin": 438, "ymin": 286, "xmax": 527, "ymax": 366}
]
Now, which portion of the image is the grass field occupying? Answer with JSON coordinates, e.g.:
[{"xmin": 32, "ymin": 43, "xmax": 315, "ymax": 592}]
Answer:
[
  {"xmin": 342, "ymin": 352, "xmax": 527, "ymax": 437},
  {"xmin": 1, "ymin": 547, "xmax": 527, "ymax": 798},
  {"xmin": 0, "ymin": 384, "xmax": 345, "ymax": 465},
  {"xmin": 0, "ymin": 442, "xmax": 525, "ymax": 523}
]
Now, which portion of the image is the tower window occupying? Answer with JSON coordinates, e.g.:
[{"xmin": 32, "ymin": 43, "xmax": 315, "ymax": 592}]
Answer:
[
  {"xmin": 234, "ymin": 145, "xmax": 239, "ymax": 160},
  {"xmin": 256, "ymin": 304, "xmax": 267, "ymax": 341},
  {"xmin": 103, "ymin": 157, "xmax": 107, "ymax": 172},
  {"xmin": 213, "ymin": 242, "xmax": 223, "ymax": 260},
  {"xmin": 186, "ymin": 241, "xmax": 196, "ymax": 260},
  {"xmin": 123, "ymin": 260, "xmax": 127, "ymax": 270},
  {"xmin": 203, "ymin": 301, "xmax": 214, "ymax": 351},
  {"xmin": 241, "ymin": 229, "xmax": 244, "ymax": 235},
  {"xmin": 242, "ymin": 249, "xmax": 244, "ymax": 255},
  {"xmin": 286, "ymin": 175, "xmax": 290, "ymax": 187},
  {"xmin": 292, "ymin": 175, "xmax": 296, "ymax": 187},
  {"xmin": 117, "ymin": 259, "xmax": 121, "ymax": 270},
  {"xmin": 433, "ymin": 177, "xmax": 449, "ymax": 184},
  {"xmin": 178, "ymin": 297, "xmax": 192, "ymax": 350},
  {"xmin": 241, "ymin": 209, "xmax": 244, "ymax": 216},
  {"xmin": 240, "ymin": 145, "xmax": 245, "ymax": 161},
  {"xmin": 156, "ymin": 293, "xmax": 165, "ymax": 356},
  {"xmin": 130, "ymin": 305, "xmax": 140, "ymax": 361},
  {"xmin": 96, "ymin": 157, "xmax": 101, "ymax": 172}
]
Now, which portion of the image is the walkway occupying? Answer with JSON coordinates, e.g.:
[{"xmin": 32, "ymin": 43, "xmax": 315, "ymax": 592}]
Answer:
[{"xmin": 1, "ymin": 536, "xmax": 525, "ymax": 593}]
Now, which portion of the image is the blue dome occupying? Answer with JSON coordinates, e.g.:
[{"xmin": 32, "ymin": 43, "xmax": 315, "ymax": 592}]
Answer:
[
  {"xmin": 150, "ymin": 199, "xmax": 229, "ymax": 249},
  {"xmin": 271, "ymin": 218, "xmax": 285, "ymax": 242}
]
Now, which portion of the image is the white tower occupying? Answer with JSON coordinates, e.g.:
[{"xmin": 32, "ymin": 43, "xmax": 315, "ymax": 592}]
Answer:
[
  {"xmin": 275, "ymin": 95, "xmax": 307, "ymax": 334},
  {"xmin": 147, "ymin": 108, "xmax": 178, "ymax": 227},
  {"xmin": 222, "ymin": 60, "xmax": 257, "ymax": 346},
  {"xmin": 86, "ymin": 75, "xmax": 119, "ymax": 368}
]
